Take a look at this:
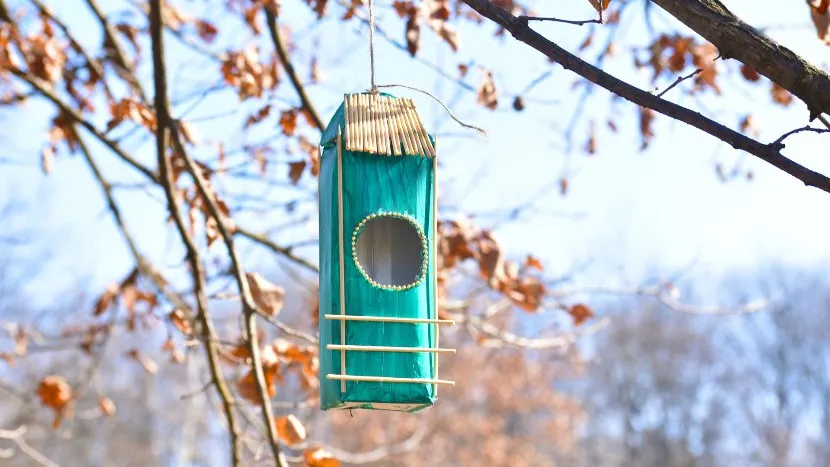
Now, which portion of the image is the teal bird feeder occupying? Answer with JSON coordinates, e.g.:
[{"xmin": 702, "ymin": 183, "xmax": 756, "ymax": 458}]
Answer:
[{"xmin": 317, "ymin": 92, "xmax": 456, "ymax": 413}]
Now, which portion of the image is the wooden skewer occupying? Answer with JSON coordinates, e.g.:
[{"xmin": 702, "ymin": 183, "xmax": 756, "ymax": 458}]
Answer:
[
  {"xmin": 432, "ymin": 147, "xmax": 439, "ymax": 394},
  {"xmin": 409, "ymin": 100, "xmax": 436, "ymax": 158},
  {"xmin": 377, "ymin": 95, "xmax": 391, "ymax": 155},
  {"xmin": 326, "ymin": 345, "xmax": 456, "ymax": 354},
  {"xmin": 394, "ymin": 98, "xmax": 415, "ymax": 155},
  {"xmin": 323, "ymin": 314, "xmax": 454, "ymax": 325},
  {"xmin": 326, "ymin": 374, "xmax": 456, "ymax": 386},
  {"xmin": 337, "ymin": 128, "xmax": 346, "ymax": 393},
  {"xmin": 382, "ymin": 97, "xmax": 401, "ymax": 156}
]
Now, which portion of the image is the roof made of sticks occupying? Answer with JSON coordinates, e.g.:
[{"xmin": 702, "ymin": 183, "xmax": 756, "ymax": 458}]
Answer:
[{"xmin": 342, "ymin": 93, "xmax": 436, "ymax": 158}]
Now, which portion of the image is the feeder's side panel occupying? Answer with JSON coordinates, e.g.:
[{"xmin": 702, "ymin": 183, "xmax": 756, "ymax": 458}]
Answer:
[
  {"xmin": 318, "ymin": 142, "xmax": 346, "ymax": 410},
  {"xmin": 341, "ymin": 150, "xmax": 436, "ymax": 406}
]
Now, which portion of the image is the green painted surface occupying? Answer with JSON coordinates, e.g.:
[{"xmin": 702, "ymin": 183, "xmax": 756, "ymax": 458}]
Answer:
[{"xmin": 318, "ymin": 93, "xmax": 437, "ymax": 411}]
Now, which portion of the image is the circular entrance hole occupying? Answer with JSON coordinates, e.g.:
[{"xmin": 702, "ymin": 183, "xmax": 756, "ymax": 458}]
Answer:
[{"xmin": 353, "ymin": 213, "xmax": 426, "ymax": 290}]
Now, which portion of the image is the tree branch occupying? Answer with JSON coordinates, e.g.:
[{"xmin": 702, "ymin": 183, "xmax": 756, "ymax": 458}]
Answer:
[
  {"xmin": 6, "ymin": 67, "xmax": 157, "ymax": 182},
  {"xmin": 147, "ymin": 3, "xmax": 242, "ymax": 465},
  {"xmin": 651, "ymin": 0, "xmax": 830, "ymax": 120},
  {"xmin": 150, "ymin": 2, "xmax": 285, "ymax": 465},
  {"xmin": 772, "ymin": 125, "xmax": 830, "ymax": 147},
  {"xmin": 657, "ymin": 68, "xmax": 702, "ymax": 98},
  {"xmin": 7, "ymin": 67, "xmax": 313, "ymax": 273},
  {"xmin": 235, "ymin": 227, "xmax": 318, "ymax": 273},
  {"xmin": 75, "ymin": 132, "xmax": 192, "ymax": 314},
  {"xmin": 84, "ymin": 0, "xmax": 148, "ymax": 102},
  {"xmin": 264, "ymin": 7, "xmax": 324, "ymax": 132},
  {"xmin": 30, "ymin": 0, "xmax": 116, "ymax": 102},
  {"xmin": 0, "ymin": 426, "xmax": 59, "ymax": 467},
  {"xmin": 460, "ymin": 0, "xmax": 830, "ymax": 195}
]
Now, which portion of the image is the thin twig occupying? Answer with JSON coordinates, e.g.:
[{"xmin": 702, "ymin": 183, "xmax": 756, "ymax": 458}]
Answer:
[
  {"xmin": 148, "ymin": 3, "xmax": 242, "ymax": 465},
  {"xmin": 84, "ymin": 0, "xmax": 147, "ymax": 101},
  {"xmin": 0, "ymin": 426, "xmax": 59, "ymax": 467},
  {"xmin": 6, "ymin": 68, "xmax": 314, "ymax": 274},
  {"xmin": 771, "ymin": 125, "xmax": 830, "ymax": 147},
  {"xmin": 30, "ymin": 0, "xmax": 116, "ymax": 102},
  {"xmin": 5, "ymin": 67, "xmax": 158, "ymax": 182},
  {"xmin": 460, "ymin": 0, "xmax": 830, "ymax": 194},
  {"xmin": 236, "ymin": 228, "xmax": 318, "ymax": 272},
  {"xmin": 75, "ymin": 133, "xmax": 192, "ymax": 313},
  {"xmin": 264, "ymin": 7, "xmax": 325, "ymax": 131},
  {"xmin": 657, "ymin": 68, "xmax": 702, "ymax": 98},
  {"xmin": 518, "ymin": 15, "xmax": 601, "ymax": 26}
]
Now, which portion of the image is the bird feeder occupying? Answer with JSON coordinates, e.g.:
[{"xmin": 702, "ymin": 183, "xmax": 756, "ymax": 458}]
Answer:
[{"xmin": 317, "ymin": 92, "xmax": 455, "ymax": 413}]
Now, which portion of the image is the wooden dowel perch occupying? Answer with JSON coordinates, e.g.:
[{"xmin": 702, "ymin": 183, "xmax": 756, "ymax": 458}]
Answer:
[
  {"xmin": 323, "ymin": 314, "xmax": 454, "ymax": 325},
  {"xmin": 326, "ymin": 374, "xmax": 456, "ymax": 386},
  {"xmin": 326, "ymin": 344, "xmax": 456, "ymax": 354}
]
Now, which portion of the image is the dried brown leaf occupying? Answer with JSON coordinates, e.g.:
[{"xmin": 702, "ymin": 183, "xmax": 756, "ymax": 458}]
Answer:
[
  {"xmin": 41, "ymin": 146, "xmax": 54, "ymax": 175},
  {"xmin": 771, "ymin": 82, "xmax": 793, "ymax": 106},
  {"xmin": 810, "ymin": 0, "xmax": 830, "ymax": 43},
  {"xmin": 476, "ymin": 69, "xmax": 498, "ymax": 110},
  {"xmin": 37, "ymin": 376, "xmax": 71, "ymax": 411},
  {"xmin": 406, "ymin": 15, "xmax": 420, "ymax": 56},
  {"xmin": 127, "ymin": 349, "xmax": 159, "ymax": 375},
  {"xmin": 196, "ymin": 20, "xmax": 218, "ymax": 43},
  {"xmin": 512, "ymin": 96, "xmax": 525, "ymax": 112},
  {"xmin": 246, "ymin": 272, "xmax": 286, "ymax": 317},
  {"xmin": 98, "ymin": 396, "xmax": 116, "ymax": 416},
  {"xmin": 245, "ymin": 104, "xmax": 272, "ymax": 128},
  {"xmin": 275, "ymin": 414, "xmax": 307, "ymax": 445},
  {"xmin": 280, "ymin": 109, "xmax": 299, "ymax": 136},
  {"xmin": 289, "ymin": 160, "xmax": 307, "ymax": 185},
  {"xmin": 568, "ymin": 303, "xmax": 594, "ymax": 325},
  {"xmin": 304, "ymin": 448, "xmax": 340, "ymax": 467},
  {"xmin": 740, "ymin": 63, "xmax": 761, "ymax": 82},
  {"xmin": 525, "ymin": 255, "xmax": 543, "ymax": 271},
  {"xmin": 639, "ymin": 106, "xmax": 655, "ymax": 150},
  {"xmin": 237, "ymin": 368, "xmax": 278, "ymax": 405},
  {"xmin": 169, "ymin": 309, "xmax": 192, "ymax": 335}
]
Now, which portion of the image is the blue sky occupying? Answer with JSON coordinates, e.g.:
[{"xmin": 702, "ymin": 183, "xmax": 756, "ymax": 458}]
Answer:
[{"xmin": 1, "ymin": 0, "xmax": 829, "ymax": 314}]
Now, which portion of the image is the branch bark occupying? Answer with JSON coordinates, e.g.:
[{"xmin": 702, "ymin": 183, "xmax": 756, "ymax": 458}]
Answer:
[
  {"xmin": 651, "ymin": 0, "xmax": 830, "ymax": 120},
  {"xmin": 150, "ymin": 2, "xmax": 286, "ymax": 465},
  {"xmin": 460, "ymin": 0, "xmax": 830, "ymax": 195},
  {"xmin": 264, "ymin": 7, "xmax": 325, "ymax": 132},
  {"xmin": 148, "ymin": 2, "xmax": 242, "ymax": 465}
]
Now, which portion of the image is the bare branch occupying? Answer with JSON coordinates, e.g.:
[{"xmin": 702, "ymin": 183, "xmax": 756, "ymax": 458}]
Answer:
[
  {"xmin": 236, "ymin": 227, "xmax": 318, "ymax": 273},
  {"xmin": 518, "ymin": 15, "xmax": 601, "ymax": 26},
  {"xmin": 0, "ymin": 426, "xmax": 60, "ymax": 467},
  {"xmin": 651, "ymin": 0, "xmax": 830, "ymax": 120},
  {"xmin": 549, "ymin": 284, "xmax": 768, "ymax": 315},
  {"xmin": 771, "ymin": 125, "xmax": 830, "ymax": 147},
  {"xmin": 150, "ymin": 2, "xmax": 285, "ymax": 464},
  {"xmin": 462, "ymin": 312, "xmax": 610, "ymax": 350},
  {"xmin": 301, "ymin": 423, "xmax": 430, "ymax": 464},
  {"xmin": 264, "ymin": 7, "xmax": 325, "ymax": 132},
  {"xmin": 147, "ymin": 2, "xmax": 242, "ymax": 464},
  {"xmin": 30, "ymin": 0, "xmax": 116, "ymax": 102},
  {"xmin": 84, "ymin": 0, "xmax": 147, "ymax": 101},
  {"xmin": 460, "ymin": 0, "xmax": 830, "ymax": 195},
  {"xmin": 657, "ymin": 68, "xmax": 702, "ymax": 98}
]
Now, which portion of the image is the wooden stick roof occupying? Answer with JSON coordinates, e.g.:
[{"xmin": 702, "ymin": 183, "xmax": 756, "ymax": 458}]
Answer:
[{"xmin": 343, "ymin": 93, "xmax": 436, "ymax": 158}]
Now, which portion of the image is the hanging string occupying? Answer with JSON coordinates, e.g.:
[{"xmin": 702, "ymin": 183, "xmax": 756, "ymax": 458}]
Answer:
[
  {"xmin": 364, "ymin": 0, "xmax": 487, "ymax": 136},
  {"xmin": 368, "ymin": 0, "xmax": 378, "ymax": 93}
]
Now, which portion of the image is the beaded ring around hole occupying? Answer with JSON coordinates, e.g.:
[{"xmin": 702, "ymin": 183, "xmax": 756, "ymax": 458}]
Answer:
[{"xmin": 351, "ymin": 211, "xmax": 428, "ymax": 291}]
